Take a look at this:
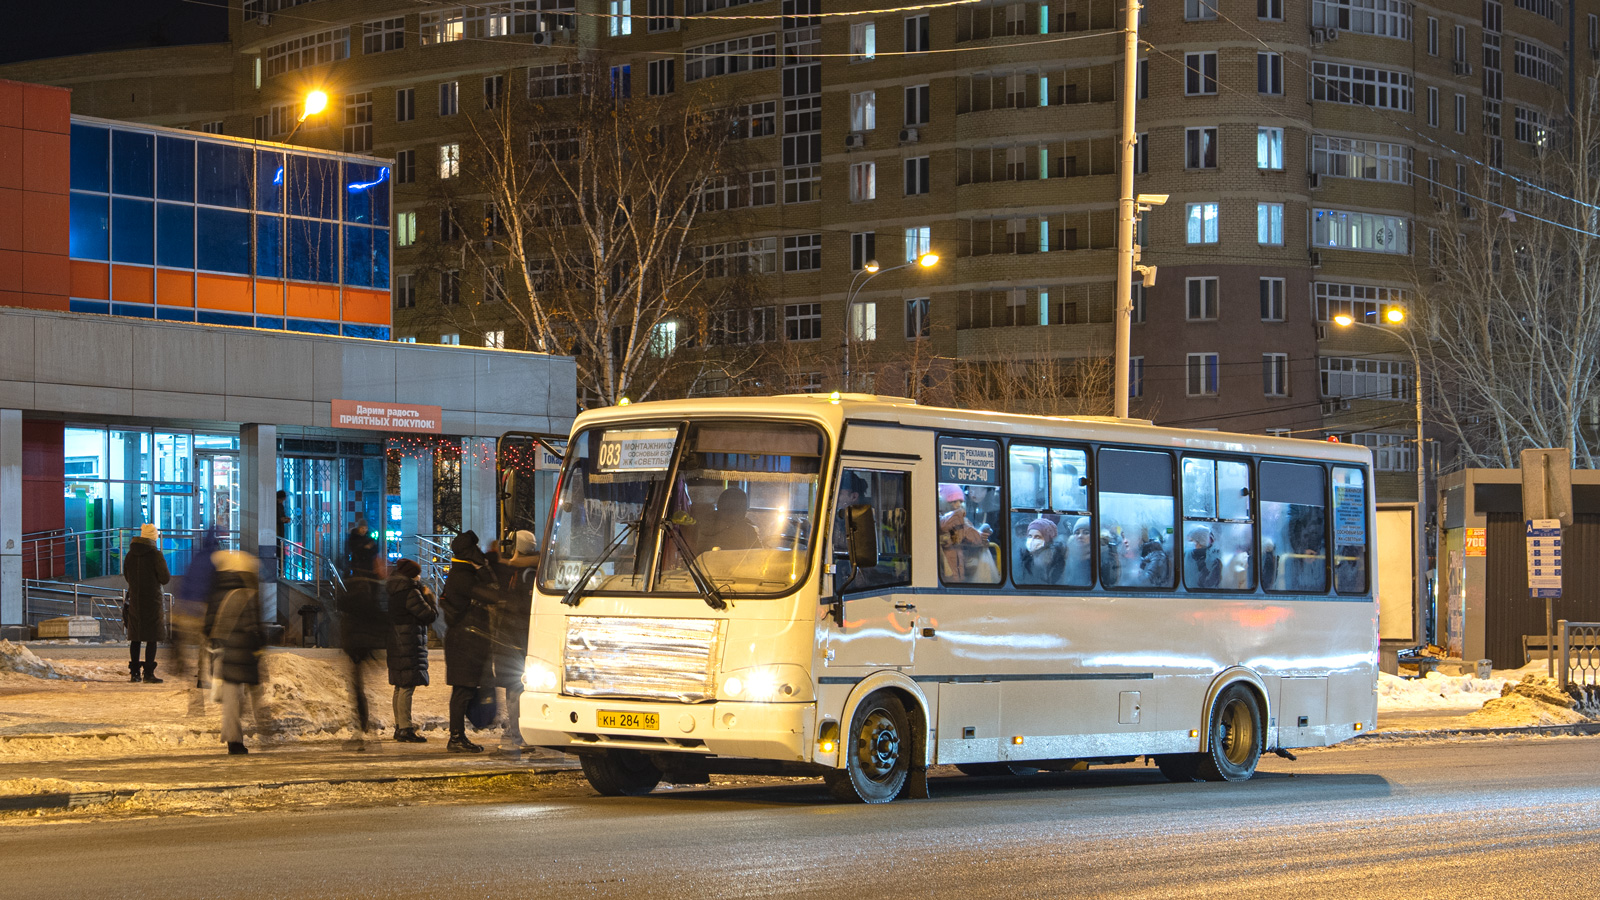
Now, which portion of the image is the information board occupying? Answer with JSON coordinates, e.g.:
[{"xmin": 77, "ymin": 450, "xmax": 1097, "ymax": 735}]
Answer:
[
  {"xmin": 1525, "ymin": 518, "xmax": 1562, "ymax": 599},
  {"xmin": 938, "ymin": 439, "xmax": 998, "ymax": 485},
  {"xmin": 595, "ymin": 428, "xmax": 678, "ymax": 473}
]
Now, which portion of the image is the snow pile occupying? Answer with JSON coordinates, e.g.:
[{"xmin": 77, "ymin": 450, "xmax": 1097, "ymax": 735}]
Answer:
[
  {"xmin": 1466, "ymin": 673, "xmax": 1589, "ymax": 727},
  {"xmin": 1376, "ymin": 669, "xmax": 1508, "ymax": 711},
  {"xmin": 0, "ymin": 641, "xmax": 59, "ymax": 680}
]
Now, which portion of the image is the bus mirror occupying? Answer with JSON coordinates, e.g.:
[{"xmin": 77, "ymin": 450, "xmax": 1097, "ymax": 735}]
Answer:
[{"xmin": 846, "ymin": 504, "xmax": 878, "ymax": 570}]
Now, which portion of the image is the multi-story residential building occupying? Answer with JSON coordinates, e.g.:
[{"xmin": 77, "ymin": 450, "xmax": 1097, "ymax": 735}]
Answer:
[{"xmin": 0, "ymin": 0, "xmax": 1579, "ymax": 505}]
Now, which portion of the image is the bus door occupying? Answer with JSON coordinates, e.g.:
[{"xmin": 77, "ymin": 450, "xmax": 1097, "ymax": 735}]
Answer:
[
  {"xmin": 497, "ymin": 432, "xmax": 566, "ymax": 550},
  {"xmin": 824, "ymin": 438, "xmax": 921, "ymax": 668}
]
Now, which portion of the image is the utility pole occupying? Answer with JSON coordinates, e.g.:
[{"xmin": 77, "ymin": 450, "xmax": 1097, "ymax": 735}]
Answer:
[{"xmin": 1113, "ymin": 0, "xmax": 1142, "ymax": 419}]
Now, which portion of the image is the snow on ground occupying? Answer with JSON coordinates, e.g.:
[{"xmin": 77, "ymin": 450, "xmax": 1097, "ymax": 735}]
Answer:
[
  {"xmin": 1377, "ymin": 660, "xmax": 1593, "ymax": 726},
  {"xmin": 0, "ymin": 643, "xmax": 492, "ymax": 760}
]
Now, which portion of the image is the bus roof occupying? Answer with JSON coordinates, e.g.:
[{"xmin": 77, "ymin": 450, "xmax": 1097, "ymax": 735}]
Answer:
[{"xmin": 570, "ymin": 394, "xmax": 1373, "ymax": 466}]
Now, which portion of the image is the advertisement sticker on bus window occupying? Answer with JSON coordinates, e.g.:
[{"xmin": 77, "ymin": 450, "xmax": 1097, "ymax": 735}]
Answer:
[
  {"xmin": 595, "ymin": 428, "xmax": 678, "ymax": 473},
  {"xmin": 938, "ymin": 438, "xmax": 998, "ymax": 485},
  {"xmin": 1332, "ymin": 481, "xmax": 1365, "ymax": 546}
]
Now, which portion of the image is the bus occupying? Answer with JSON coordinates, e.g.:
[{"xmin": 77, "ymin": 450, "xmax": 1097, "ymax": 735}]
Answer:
[{"xmin": 519, "ymin": 394, "xmax": 1378, "ymax": 803}]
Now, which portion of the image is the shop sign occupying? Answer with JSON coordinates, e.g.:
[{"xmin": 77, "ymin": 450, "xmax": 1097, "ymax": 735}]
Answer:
[
  {"xmin": 331, "ymin": 399, "xmax": 443, "ymax": 433},
  {"xmin": 1464, "ymin": 528, "xmax": 1486, "ymax": 557}
]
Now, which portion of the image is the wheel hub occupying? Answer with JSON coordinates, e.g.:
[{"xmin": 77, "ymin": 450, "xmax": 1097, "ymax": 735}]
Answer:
[{"xmin": 859, "ymin": 709, "xmax": 900, "ymax": 779}]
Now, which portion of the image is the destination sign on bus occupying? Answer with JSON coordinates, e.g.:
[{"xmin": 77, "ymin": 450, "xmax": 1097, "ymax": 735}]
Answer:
[
  {"xmin": 939, "ymin": 440, "xmax": 997, "ymax": 485},
  {"xmin": 595, "ymin": 428, "xmax": 678, "ymax": 473}
]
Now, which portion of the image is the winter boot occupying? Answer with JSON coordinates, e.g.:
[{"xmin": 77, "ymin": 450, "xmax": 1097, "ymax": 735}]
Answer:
[
  {"xmin": 141, "ymin": 662, "xmax": 164, "ymax": 684},
  {"xmin": 446, "ymin": 733, "xmax": 484, "ymax": 753},
  {"xmin": 227, "ymin": 742, "xmax": 248, "ymax": 755},
  {"xmin": 128, "ymin": 661, "xmax": 141, "ymax": 683},
  {"xmin": 393, "ymin": 727, "xmax": 427, "ymax": 743}
]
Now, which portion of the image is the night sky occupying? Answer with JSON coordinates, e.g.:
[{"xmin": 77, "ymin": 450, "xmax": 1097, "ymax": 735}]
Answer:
[{"xmin": 3, "ymin": 0, "xmax": 228, "ymax": 65}]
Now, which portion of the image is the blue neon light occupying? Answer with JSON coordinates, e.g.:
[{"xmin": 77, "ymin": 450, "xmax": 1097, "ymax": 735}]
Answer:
[{"xmin": 347, "ymin": 167, "xmax": 391, "ymax": 192}]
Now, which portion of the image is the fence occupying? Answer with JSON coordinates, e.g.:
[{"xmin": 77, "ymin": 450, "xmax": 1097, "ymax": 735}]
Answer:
[
  {"xmin": 21, "ymin": 580, "xmax": 173, "ymax": 641},
  {"xmin": 1558, "ymin": 620, "xmax": 1600, "ymax": 707},
  {"xmin": 21, "ymin": 527, "xmax": 239, "ymax": 582}
]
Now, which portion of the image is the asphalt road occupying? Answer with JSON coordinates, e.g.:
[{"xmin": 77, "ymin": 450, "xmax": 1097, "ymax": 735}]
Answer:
[{"xmin": 4, "ymin": 736, "xmax": 1598, "ymax": 899}]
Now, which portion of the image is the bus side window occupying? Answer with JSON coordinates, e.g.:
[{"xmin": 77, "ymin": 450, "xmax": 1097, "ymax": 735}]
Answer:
[
  {"xmin": 834, "ymin": 468, "xmax": 912, "ymax": 594},
  {"xmin": 1011, "ymin": 443, "xmax": 1092, "ymax": 588},
  {"xmin": 1332, "ymin": 467, "xmax": 1368, "ymax": 594},
  {"xmin": 1182, "ymin": 457, "xmax": 1254, "ymax": 591},
  {"xmin": 1260, "ymin": 461, "xmax": 1328, "ymax": 593},
  {"xmin": 1097, "ymin": 448, "xmax": 1175, "ymax": 590}
]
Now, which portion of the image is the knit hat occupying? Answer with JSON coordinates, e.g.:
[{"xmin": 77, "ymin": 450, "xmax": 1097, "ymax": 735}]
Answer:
[
  {"xmin": 394, "ymin": 558, "xmax": 422, "ymax": 578},
  {"xmin": 140, "ymin": 523, "xmax": 158, "ymax": 540},
  {"xmin": 938, "ymin": 483, "xmax": 966, "ymax": 504},
  {"xmin": 1027, "ymin": 518, "xmax": 1058, "ymax": 544},
  {"xmin": 1072, "ymin": 516, "xmax": 1092, "ymax": 535},
  {"xmin": 513, "ymin": 530, "xmax": 537, "ymax": 556}
]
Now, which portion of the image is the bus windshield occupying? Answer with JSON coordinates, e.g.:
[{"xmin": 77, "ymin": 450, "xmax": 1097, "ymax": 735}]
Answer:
[{"xmin": 541, "ymin": 420, "xmax": 825, "ymax": 597}]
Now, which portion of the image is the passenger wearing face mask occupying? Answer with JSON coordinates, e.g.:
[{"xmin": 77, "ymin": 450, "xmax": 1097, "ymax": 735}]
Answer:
[{"xmin": 1015, "ymin": 518, "xmax": 1066, "ymax": 585}]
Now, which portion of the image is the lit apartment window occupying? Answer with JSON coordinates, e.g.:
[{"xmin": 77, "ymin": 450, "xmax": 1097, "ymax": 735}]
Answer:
[
  {"xmin": 1260, "ymin": 277, "xmax": 1285, "ymax": 320},
  {"xmin": 905, "ymin": 226, "xmax": 931, "ymax": 262},
  {"xmin": 439, "ymin": 144, "xmax": 460, "ymax": 179},
  {"xmin": 1187, "ymin": 277, "xmax": 1219, "ymax": 320},
  {"xmin": 1263, "ymin": 353, "xmax": 1289, "ymax": 396},
  {"xmin": 396, "ymin": 212, "xmax": 417, "ymax": 246},
  {"xmin": 850, "ymin": 22, "xmax": 876, "ymax": 60},
  {"xmin": 1187, "ymin": 353, "xmax": 1220, "ymax": 396},
  {"xmin": 850, "ymin": 162, "xmax": 876, "ymax": 201},
  {"xmin": 396, "ymin": 336, "xmax": 417, "ymax": 343},
  {"xmin": 439, "ymin": 81, "xmax": 459, "ymax": 117},
  {"xmin": 850, "ymin": 91, "xmax": 876, "ymax": 130},
  {"xmin": 610, "ymin": 0, "xmax": 633, "ymax": 36},
  {"xmin": 1257, "ymin": 202, "xmax": 1284, "ymax": 245},
  {"xmin": 1258, "ymin": 127, "xmax": 1284, "ymax": 169},
  {"xmin": 440, "ymin": 333, "xmax": 461, "ymax": 345},
  {"xmin": 1185, "ymin": 52, "xmax": 1218, "ymax": 95},
  {"xmin": 1186, "ymin": 202, "xmax": 1219, "ymax": 244},
  {"xmin": 1312, "ymin": 208, "xmax": 1408, "ymax": 254},
  {"xmin": 850, "ymin": 301, "xmax": 878, "ymax": 341},
  {"xmin": 396, "ymin": 88, "xmax": 415, "ymax": 122},
  {"xmin": 611, "ymin": 65, "xmax": 632, "ymax": 99},
  {"xmin": 484, "ymin": 330, "xmax": 506, "ymax": 349}
]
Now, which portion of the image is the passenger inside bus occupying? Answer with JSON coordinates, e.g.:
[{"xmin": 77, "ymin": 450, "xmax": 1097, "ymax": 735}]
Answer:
[
  {"xmin": 1014, "ymin": 517, "xmax": 1067, "ymax": 585},
  {"xmin": 1185, "ymin": 524, "xmax": 1222, "ymax": 588},
  {"xmin": 937, "ymin": 483, "xmax": 1000, "ymax": 583},
  {"xmin": 698, "ymin": 487, "xmax": 761, "ymax": 551}
]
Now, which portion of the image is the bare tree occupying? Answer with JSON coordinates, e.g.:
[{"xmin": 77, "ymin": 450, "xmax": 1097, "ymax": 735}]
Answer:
[
  {"xmin": 1410, "ymin": 86, "xmax": 1600, "ymax": 469},
  {"xmin": 438, "ymin": 56, "xmax": 748, "ymax": 404}
]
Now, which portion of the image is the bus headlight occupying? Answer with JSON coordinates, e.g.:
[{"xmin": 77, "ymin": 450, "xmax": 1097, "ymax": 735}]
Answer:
[
  {"xmin": 721, "ymin": 666, "xmax": 808, "ymax": 702},
  {"xmin": 522, "ymin": 659, "xmax": 560, "ymax": 692}
]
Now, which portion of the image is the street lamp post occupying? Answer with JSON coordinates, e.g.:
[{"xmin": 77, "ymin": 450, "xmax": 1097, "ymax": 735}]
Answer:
[
  {"xmin": 842, "ymin": 252, "xmax": 938, "ymax": 391},
  {"xmin": 1334, "ymin": 308, "xmax": 1427, "ymax": 618},
  {"xmin": 285, "ymin": 90, "xmax": 329, "ymax": 144}
]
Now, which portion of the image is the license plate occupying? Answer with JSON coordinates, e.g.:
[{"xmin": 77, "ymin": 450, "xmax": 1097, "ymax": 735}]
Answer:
[{"xmin": 597, "ymin": 710, "xmax": 659, "ymax": 731}]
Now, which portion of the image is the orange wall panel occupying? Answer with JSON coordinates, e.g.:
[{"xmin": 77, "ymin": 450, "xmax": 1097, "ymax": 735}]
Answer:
[
  {"xmin": 156, "ymin": 269, "xmax": 194, "ymax": 307},
  {"xmin": 111, "ymin": 265, "xmax": 153, "ymax": 304},
  {"xmin": 22, "ymin": 251, "xmax": 67, "ymax": 296},
  {"xmin": 341, "ymin": 288, "xmax": 391, "ymax": 326},
  {"xmin": 285, "ymin": 282, "xmax": 339, "ymax": 320},
  {"xmin": 197, "ymin": 272, "xmax": 253, "ymax": 313},
  {"xmin": 253, "ymin": 279, "xmax": 283, "ymax": 316},
  {"xmin": 22, "ymin": 129, "xmax": 69, "ymax": 196},
  {"xmin": 70, "ymin": 260, "xmax": 108, "ymax": 299},
  {"xmin": 0, "ymin": 249, "xmax": 20, "ymax": 292},
  {"xmin": 0, "ymin": 128, "xmax": 21, "ymax": 193}
]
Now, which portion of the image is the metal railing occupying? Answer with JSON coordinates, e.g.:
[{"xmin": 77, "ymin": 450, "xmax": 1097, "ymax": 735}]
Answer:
[
  {"xmin": 21, "ymin": 527, "xmax": 239, "ymax": 582},
  {"xmin": 415, "ymin": 532, "xmax": 457, "ymax": 596},
  {"xmin": 1558, "ymin": 620, "xmax": 1600, "ymax": 707},
  {"xmin": 21, "ymin": 580, "xmax": 173, "ymax": 641}
]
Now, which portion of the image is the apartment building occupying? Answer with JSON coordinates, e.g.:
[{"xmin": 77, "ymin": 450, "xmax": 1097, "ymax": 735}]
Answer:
[{"xmin": 0, "ymin": 0, "xmax": 1579, "ymax": 503}]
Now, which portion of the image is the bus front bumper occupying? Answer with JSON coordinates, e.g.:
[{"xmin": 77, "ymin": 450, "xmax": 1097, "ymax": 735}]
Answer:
[{"xmin": 519, "ymin": 693, "xmax": 816, "ymax": 763}]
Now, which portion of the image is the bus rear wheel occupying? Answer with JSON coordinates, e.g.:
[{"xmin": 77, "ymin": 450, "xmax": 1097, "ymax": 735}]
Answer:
[
  {"xmin": 1195, "ymin": 684, "xmax": 1263, "ymax": 782},
  {"xmin": 828, "ymin": 691, "xmax": 911, "ymax": 803},
  {"xmin": 580, "ymin": 749, "xmax": 663, "ymax": 797}
]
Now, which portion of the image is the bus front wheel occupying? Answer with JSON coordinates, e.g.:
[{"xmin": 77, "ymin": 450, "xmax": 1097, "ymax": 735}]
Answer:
[
  {"xmin": 1195, "ymin": 684, "xmax": 1263, "ymax": 782},
  {"xmin": 828, "ymin": 690, "xmax": 912, "ymax": 803},
  {"xmin": 580, "ymin": 749, "xmax": 663, "ymax": 797}
]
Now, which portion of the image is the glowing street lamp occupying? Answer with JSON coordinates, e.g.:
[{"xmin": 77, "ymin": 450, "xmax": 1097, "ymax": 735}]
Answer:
[
  {"xmin": 842, "ymin": 252, "xmax": 939, "ymax": 391},
  {"xmin": 285, "ymin": 89, "xmax": 330, "ymax": 143}
]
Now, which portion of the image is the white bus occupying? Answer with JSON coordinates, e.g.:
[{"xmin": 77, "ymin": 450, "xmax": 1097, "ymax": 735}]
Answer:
[{"xmin": 520, "ymin": 395, "xmax": 1378, "ymax": 802}]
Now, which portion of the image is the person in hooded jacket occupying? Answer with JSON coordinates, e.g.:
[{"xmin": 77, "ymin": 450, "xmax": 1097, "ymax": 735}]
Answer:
[
  {"xmin": 491, "ymin": 530, "xmax": 539, "ymax": 753},
  {"xmin": 206, "ymin": 551, "xmax": 273, "ymax": 755},
  {"xmin": 337, "ymin": 518, "xmax": 387, "ymax": 745},
  {"xmin": 386, "ymin": 558, "xmax": 437, "ymax": 743},
  {"xmin": 123, "ymin": 523, "xmax": 171, "ymax": 683},
  {"xmin": 441, "ymin": 531, "xmax": 497, "ymax": 753}
]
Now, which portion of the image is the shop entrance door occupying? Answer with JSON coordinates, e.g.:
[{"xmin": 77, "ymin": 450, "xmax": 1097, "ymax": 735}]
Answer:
[
  {"xmin": 280, "ymin": 456, "xmax": 339, "ymax": 578},
  {"xmin": 196, "ymin": 452, "xmax": 240, "ymax": 536}
]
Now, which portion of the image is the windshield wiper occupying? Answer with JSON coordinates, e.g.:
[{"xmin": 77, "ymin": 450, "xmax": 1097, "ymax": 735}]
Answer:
[
  {"xmin": 560, "ymin": 520, "xmax": 640, "ymax": 607},
  {"xmin": 661, "ymin": 520, "xmax": 728, "ymax": 611}
]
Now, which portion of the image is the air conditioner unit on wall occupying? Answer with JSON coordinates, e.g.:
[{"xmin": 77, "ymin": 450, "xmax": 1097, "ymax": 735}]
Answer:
[
  {"xmin": 1310, "ymin": 251, "xmax": 1323, "ymax": 268},
  {"xmin": 1453, "ymin": 60, "xmax": 1473, "ymax": 76},
  {"xmin": 1310, "ymin": 27, "xmax": 1326, "ymax": 44},
  {"xmin": 899, "ymin": 128, "xmax": 920, "ymax": 144},
  {"xmin": 1316, "ymin": 324, "xmax": 1329, "ymax": 340},
  {"xmin": 845, "ymin": 132, "xmax": 866, "ymax": 149},
  {"xmin": 1308, "ymin": 172, "xmax": 1321, "ymax": 189},
  {"xmin": 1325, "ymin": 27, "xmax": 1339, "ymax": 41},
  {"xmin": 532, "ymin": 31, "xmax": 556, "ymax": 46}
]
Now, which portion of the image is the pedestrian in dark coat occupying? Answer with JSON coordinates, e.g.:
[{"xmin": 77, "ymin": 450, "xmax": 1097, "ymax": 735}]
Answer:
[
  {"xmin": 205, "ymin": 551, "xmax": 273, "ymax": 755},
  {"xmin": 441, "ymin": 531, "xmax": 497, "ymax": 753},
  {"xmin": 491, "ymin": 530, "xmax": 539, "ymax": 752},
  {"xmin": 337, "ymin": 517, "xmax": 387, "ymax": 743},
  {"xmin": 123, "ymin": 523, "xmax": 171, "ymax": 683},
  {"xmin": 386, "ymin": 559, "xmax": 437, "ymax": 743}
]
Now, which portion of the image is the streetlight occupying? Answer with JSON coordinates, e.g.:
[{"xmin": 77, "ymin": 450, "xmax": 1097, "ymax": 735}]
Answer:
[
  {"xmin": 842, "ymin": 251, "xmax": 938, "ymax": 391},
  {"xmin": 285, "ymin": 89, "xmax": 329, "ymax": 143},
  {"xmin": 1333, "ymin": 307, "xmax": 1427, "ymax": 601}
]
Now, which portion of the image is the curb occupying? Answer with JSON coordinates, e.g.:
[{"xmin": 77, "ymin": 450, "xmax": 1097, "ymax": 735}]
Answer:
[
  {"xmin": 1356, "ymin": 721, "xmax": 1600, "ymax": 740},
  {"xmin": 0, "ymin": 762, "xmax": 576, "ymax": 814}
]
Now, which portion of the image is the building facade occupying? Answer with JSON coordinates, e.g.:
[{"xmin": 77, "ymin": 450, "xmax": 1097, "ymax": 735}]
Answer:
[{"xmin": 0, "ymin": 0, "xmax": 1582, "ymax": 507}]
